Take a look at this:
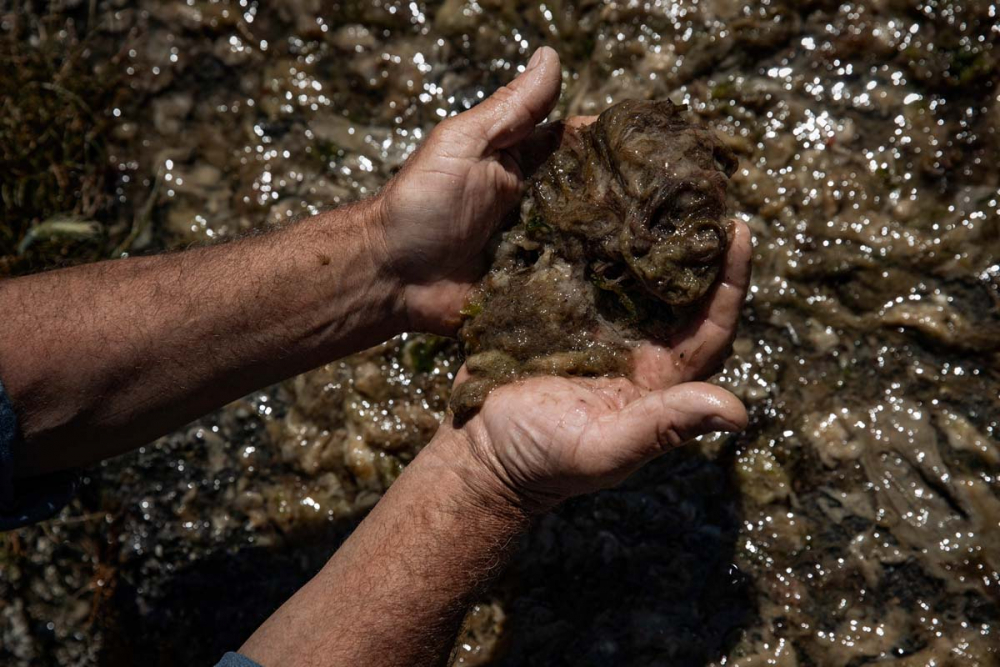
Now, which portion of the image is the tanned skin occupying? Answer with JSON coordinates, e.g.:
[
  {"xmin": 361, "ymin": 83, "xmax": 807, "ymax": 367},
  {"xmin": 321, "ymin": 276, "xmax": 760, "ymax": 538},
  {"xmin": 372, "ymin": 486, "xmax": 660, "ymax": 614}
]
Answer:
[
  {"xmin": 1, "ymin": 200, "xmax": 395, "ymax": 477},
  {"xmin": 0, "ymin": 48, "xmax": 752, "ymax": 666}
]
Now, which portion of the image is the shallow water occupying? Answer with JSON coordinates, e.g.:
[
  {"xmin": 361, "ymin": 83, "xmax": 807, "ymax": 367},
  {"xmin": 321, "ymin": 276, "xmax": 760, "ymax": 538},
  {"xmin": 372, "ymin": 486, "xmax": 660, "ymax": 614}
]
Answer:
[{"xmin": 1, "ymin": 1, "xmax": 998, "ymax": 665}]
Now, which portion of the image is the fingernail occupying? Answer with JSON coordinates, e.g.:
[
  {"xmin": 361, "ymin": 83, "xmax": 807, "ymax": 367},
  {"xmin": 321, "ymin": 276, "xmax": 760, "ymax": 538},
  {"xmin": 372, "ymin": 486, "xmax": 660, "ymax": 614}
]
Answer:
[
  {"xmin": 526, "ymin": 47, "xmax": 545, "ymax": 72},
  {"xmin": 708, "ymin": 416, "xmax": 742, "ymax": 433}
]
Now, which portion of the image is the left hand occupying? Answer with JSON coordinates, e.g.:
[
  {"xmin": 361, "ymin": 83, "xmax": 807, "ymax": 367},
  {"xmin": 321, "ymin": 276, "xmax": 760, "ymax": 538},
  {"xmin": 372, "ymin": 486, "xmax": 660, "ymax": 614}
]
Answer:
[{"xmin": 369, "ymin": 47, "xmax": 564, "ymax": 334}]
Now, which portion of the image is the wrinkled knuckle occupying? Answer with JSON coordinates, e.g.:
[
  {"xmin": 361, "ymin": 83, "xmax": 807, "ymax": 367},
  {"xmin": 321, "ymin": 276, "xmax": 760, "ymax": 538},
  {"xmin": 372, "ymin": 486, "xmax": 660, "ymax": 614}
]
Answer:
[
  {"xmin": 426, "ymin": 121, "xmax": 451, "ymax": 145},
  {"xmin": 490, "ymin": 84, "xmax": 520, "ymax": 107},
  {"xmin": 654, "ymin": 425, "xmax": 684, "ymax": 454}
]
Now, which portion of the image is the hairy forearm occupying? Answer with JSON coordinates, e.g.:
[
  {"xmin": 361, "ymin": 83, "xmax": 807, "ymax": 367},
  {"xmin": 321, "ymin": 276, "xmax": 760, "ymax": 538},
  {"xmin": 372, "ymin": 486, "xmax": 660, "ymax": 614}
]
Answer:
[
  {"xmin": 0, "ymin": 199, "xmax": 405, "ymax": 476},
  {"xmin": 240, "ymin": 429, "xmax": 529, "ymax": 667}
]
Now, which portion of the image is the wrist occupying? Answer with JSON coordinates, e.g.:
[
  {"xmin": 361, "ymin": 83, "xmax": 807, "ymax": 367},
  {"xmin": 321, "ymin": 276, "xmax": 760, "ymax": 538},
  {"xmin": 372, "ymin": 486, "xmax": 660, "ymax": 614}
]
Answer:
[
  {"xmin": 357, "ymin": 188, "xmax": 429, "ymax": 334},
  {"xmin": 362, "ymin": 185, "xmax": 472, "ymax": 335},
  {"xmin": 347, "ymin": 193, "xmax": 411, "ymax": 337},
  {"xmin": 415, "ymin": 426, "xmax": 537, "ymax": 523},
  {"xmin": 419, "ymin": 424, "xmax": 560, "ymax": 520}
]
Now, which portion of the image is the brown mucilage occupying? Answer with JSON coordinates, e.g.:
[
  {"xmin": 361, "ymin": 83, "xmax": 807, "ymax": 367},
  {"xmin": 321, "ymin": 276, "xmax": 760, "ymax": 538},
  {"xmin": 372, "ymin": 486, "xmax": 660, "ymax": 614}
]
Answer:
[{"xmin": 452, "ymin": 100, "xmax": 738, "ymax": 419}]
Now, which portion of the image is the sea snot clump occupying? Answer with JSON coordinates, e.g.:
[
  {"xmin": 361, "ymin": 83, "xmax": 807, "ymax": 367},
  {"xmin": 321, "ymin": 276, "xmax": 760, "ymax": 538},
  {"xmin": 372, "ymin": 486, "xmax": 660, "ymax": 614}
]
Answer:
[{"xmin": 452, "ymin": 100, "xmax": 737, "ymax": 417}]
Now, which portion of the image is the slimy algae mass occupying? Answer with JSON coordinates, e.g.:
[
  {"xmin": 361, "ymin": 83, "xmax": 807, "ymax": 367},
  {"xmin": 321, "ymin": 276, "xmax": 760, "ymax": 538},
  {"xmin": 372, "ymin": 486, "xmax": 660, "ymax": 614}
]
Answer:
[{"xmin": 453, "ymin": 100, "xmax": 737, "ymax": 418}]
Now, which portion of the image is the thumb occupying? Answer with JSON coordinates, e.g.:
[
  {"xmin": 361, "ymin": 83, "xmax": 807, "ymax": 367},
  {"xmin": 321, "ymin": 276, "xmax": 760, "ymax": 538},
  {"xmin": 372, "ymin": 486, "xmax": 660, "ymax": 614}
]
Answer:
[
  {"xmin": 455, "ymin": 46, "xmax": 562, "ymax": 151},
  {"xmin": 587, "ymin": 383, "xmax": 748, "ymax": 469}
]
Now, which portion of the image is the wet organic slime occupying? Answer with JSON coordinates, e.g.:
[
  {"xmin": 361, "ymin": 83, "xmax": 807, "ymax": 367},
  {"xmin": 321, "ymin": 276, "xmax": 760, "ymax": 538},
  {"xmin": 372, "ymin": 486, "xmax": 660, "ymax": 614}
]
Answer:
[{"xmin": 453, "ymin": 100, "xmax": 737, "ymax": 418}]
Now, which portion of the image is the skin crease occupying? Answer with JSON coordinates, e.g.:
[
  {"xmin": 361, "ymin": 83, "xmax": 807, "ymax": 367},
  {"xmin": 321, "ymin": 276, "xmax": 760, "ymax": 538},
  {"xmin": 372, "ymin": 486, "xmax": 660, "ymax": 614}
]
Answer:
[{"xmin": 0, "ymin": 46, "xmax": 751, "ymax": 666}]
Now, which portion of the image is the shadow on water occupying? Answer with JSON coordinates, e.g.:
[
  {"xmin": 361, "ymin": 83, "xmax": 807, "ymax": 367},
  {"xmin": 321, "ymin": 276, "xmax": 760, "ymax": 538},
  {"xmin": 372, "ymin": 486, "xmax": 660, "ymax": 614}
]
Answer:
[
  {"xmin": 97, "ymin": 443, "xmax": 754, "ymax": 667},
  {"xmin": 99, "ymin": 522, "xmax": 359, "ymax": 667},
  {"xmin": 492, "ymin": 444, "xmax": 756, "ymax": 667}
]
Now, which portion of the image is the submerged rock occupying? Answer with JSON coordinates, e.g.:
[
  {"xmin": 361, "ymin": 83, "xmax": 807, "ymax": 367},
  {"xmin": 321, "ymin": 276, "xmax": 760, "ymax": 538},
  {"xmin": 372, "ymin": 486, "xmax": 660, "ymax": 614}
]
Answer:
[{"xmin": 453, "ymin": 100, "xmax": 737, "ymax": 418}]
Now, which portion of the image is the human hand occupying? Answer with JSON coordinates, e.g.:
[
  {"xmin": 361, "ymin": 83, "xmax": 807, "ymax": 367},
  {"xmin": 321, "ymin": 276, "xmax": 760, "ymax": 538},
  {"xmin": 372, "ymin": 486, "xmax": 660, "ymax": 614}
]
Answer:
[
  {"xmin": 435, "ymin": 222, "xmax": 753, "ymax": 511},
  {"xmin": 370, "ymin": 47, "xmax": 563, "ymax": 334}
]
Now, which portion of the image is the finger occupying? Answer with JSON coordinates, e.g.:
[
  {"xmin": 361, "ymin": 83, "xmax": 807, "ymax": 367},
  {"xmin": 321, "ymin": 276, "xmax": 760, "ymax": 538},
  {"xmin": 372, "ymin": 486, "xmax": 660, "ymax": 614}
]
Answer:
[
  {"xmin": 585, "ymin": 382, "xmax": 747, "ymax": 469},
  {"xmin": 564, "ymin": 115, "xmax": 598, "ymax": 129},
  {"xmin": 631, "ymin": 342, "xmax": 683, "ymax": 392},
  {"xmin": 452, "ymin": 46, "xmax": 562, "ymax": 153},
  {"xmin": 669, "ymin": 219, "xmax": 753, "ymax": 380},
  {"xmin": 404, "ymin": 280, "xmax": 477, "ymax": 334}
]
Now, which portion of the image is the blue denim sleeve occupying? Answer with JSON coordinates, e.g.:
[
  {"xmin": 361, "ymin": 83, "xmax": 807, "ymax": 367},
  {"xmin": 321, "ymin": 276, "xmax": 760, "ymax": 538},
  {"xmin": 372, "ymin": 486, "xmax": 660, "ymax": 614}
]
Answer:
[
  {"xmin": 0, "ymin": 377, "xmax": 77, "ymax": 531},
  {"xmin": 215, "ymin": 653, "xmax": 263, "ymax": 667}
]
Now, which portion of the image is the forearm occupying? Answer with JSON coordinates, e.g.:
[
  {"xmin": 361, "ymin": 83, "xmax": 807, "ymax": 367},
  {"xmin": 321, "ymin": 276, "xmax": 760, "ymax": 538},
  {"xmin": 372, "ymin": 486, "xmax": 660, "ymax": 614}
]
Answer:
[
  {"xmin": 240, "ymin": 428, "xmax": 529, "ymax": 667},
  {"xmin": 0, "ymin": 199, "xmax": 405, "ymax": 476}
]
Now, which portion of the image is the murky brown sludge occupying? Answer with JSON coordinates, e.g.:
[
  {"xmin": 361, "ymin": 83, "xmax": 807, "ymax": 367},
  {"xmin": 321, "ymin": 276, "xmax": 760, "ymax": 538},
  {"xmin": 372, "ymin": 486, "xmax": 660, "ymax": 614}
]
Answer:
[{"xmin": 1, "ymin": 1, "xmax": 998, "ymax": 666}]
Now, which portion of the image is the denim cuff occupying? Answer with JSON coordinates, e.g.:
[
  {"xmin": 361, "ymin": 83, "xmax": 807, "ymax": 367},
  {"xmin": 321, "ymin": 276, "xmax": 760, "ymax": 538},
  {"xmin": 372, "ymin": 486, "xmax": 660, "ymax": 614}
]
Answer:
[
  {"xmin": 215, "ymin": 652, "xmax": 263, "ymax": 667},
  {"xmin": 0, "ymin": 377, "xmax": 77, "ymax": 531}
]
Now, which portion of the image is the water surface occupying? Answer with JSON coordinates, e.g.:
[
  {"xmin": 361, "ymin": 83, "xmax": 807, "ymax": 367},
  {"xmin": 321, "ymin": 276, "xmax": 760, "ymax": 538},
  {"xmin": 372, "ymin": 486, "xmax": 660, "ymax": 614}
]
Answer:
[{"xmin": 1, "ymin": 1, "xmax": 998, "ymax": 665}]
